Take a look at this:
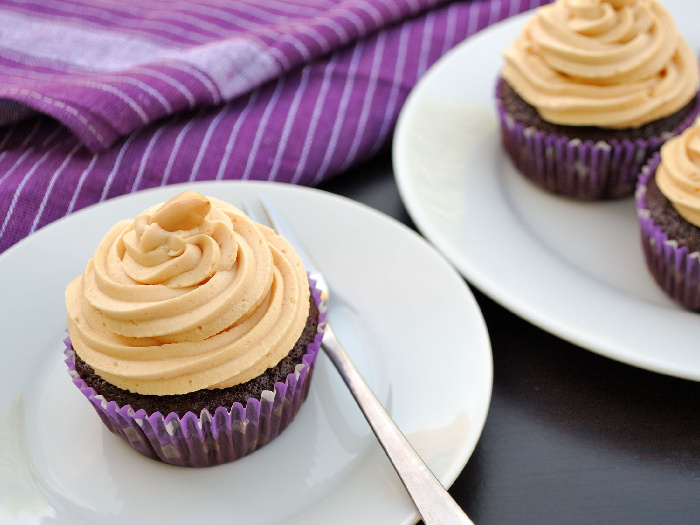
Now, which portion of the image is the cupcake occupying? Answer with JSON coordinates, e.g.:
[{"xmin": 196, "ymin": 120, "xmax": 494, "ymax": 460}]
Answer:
[
  {"xmin": 636, "ymin": 123, "xmax": 700, "ymax": 310},
  {"xmin": 496, "ymin": 0, "xmax": 700, "ymax": 200},
  {"xmin": 64, "ymin": 190, "xmax": 325, "ymax": 467}
]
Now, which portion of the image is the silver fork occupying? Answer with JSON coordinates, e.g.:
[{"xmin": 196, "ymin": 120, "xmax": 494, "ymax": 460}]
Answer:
[{"xmin": 245, "ymin": 195, "xmax": 474, "ymax": 525}]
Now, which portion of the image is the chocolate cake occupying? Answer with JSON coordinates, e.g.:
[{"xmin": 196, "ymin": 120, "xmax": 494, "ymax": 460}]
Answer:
[
  {"xmin": 644, "ymin": 176, "xmax": 700, "ymax": 253},
  {"xmin": 497, "ymin": 78, "xmax": 699, "ymax": 144}
]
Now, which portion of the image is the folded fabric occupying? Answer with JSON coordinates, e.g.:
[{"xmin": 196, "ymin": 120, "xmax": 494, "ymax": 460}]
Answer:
[{"xmin": 0, "ymin": 0, "xmax": 544, "ymax": 254}]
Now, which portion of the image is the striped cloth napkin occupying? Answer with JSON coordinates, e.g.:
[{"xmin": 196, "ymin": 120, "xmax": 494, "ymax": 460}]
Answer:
[{"xmin": 0, "ymin": 0, "xmax": 544, "ymax": 254}]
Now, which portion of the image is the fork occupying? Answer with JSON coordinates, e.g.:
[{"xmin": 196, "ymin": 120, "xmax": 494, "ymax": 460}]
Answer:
[{"xmin": 245, "ymin": 195, "xmax": 474, "ymax": 525}]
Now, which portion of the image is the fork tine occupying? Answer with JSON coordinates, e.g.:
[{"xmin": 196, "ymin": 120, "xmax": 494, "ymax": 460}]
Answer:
[
  {"xmin": 241, "ymin": 196, "xmax": 328, "ymax": 298},
  {"xmin": 256, "ymin": 195, "xmax": 328, "ymax": 296},
  {"xmin": 257, "ymin": 196, "xmax": 315, "ymax": 272}
]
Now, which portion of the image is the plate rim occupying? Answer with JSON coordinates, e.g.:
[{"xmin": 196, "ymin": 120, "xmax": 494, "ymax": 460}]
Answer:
[
  {"xmin": 392, "ymin": 1, "xmax": 700, "ymax": 382},
  {"xmin": 0, "ymin": 179, "xmax": 493, "ymax": 524}
]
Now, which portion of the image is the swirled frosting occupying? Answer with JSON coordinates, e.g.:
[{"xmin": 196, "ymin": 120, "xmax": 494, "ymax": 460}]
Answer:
[
  {"xmin": 65, "ymin": 191, "xmax": 311, "ymax": 395},
  {"xmin": 501, "ymin": 0, "xmax": 699, "ymax": 128},
  {"xmin": 655, "ymin": 123, "xmax": 700, "ymax": 226}
]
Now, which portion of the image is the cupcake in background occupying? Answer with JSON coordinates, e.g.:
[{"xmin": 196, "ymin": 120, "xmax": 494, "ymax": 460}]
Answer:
[
  {"xmin": 636, "ymin": 123, "xmax": 700, "ymax": 310},
  {"xmin": 496, "ymin": 0, "xmax": 700, "ymax": 200},
  {"xmin": 64, "ymin": 190, "xmax": 325, "ymax": 467}
]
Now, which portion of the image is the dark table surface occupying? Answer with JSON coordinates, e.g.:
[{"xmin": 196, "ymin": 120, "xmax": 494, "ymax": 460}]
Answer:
[{"xmin": 317, "ymin": 149, "xmax": 700, "ymax": 525}]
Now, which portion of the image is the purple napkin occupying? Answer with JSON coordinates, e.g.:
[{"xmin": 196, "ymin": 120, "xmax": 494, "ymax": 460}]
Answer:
[{"xmin": 0, "ymin": 0, "xmax": 547, "ymax": 254}]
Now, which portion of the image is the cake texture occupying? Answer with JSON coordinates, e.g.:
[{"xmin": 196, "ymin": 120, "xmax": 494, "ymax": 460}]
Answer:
[
  {"xmin": 64, "ymin": 190, "xmax": 325, "ymax": 466},
  {"xmin": 496, "ymin": 0, "xmax": 700, "ymax": 200},
  {"xmin": 636, "ymin": 123, "xmax": 700, "ymax": 310}
]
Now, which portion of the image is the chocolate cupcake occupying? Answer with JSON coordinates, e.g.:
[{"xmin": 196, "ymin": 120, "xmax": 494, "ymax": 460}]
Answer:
[
  {"xmin": 636, "ymin": 123, "xmax": 700, "ymax": 310},
  {"xmin": 65, "ymin": 191, "xmax": 325, "ymax": 466},
  {"xmin": 496, "ymin": 0, "xmax": 700, "ymax": 200}
]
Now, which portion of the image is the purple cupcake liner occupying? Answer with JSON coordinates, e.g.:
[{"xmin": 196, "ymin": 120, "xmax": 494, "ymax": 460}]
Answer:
[
  {"xmin": 495, "ymin": 80, "xmax": 700, "ymax": 200},
  {"xmin": 636, "ymin": 155, "xmax": 700, "ymax": 310},
  {"xmin": 64, "ymin": 279, "xmax": 327, "ymax": 467}
]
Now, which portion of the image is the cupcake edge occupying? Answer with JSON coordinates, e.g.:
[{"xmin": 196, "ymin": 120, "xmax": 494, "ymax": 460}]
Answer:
[
  {"xmin": 496, "ymin": 79, "xmax": 700, "ymax": 200},
  {"xmin": 636, "ymin": 155, "xmax": 700, "ymax": 310},
  {"xmin": 64, "ymin": 278, "xmax": 327, "ymax": 468}
]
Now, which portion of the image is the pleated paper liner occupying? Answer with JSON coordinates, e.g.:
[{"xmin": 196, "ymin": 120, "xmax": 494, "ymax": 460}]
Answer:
[
  {"xmin": 495, "ymin": 80, "xmax": 700, "ymax": 200},
  {"xmin": 636, "ymin": 155, "xmax": 700, "ymax": 310},
  {"xmin": 65, "ymin": 280, "xmax": 326, "ymax": 467}
]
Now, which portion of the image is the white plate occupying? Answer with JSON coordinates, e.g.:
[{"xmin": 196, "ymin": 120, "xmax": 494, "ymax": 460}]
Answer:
[
  {"xmin": 0, "ymin": 181, "xmax": 492, "ymax": 524},
  {"xmin": 393, "ymin": 0, "xmax": 700, "ymax": 382}
]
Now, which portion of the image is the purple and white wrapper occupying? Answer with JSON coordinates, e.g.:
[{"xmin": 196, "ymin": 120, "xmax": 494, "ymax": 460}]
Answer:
[
  {"xmin": 496, "ymin": 80, "xmax": 700, "ymax": 200},
  {"xmin": 636, "ymin": 155, "xmax": 700, "ymax": 310},
  {"xmin": 64, "ymin": 281, "xmax": 327, "ymax": 468}
]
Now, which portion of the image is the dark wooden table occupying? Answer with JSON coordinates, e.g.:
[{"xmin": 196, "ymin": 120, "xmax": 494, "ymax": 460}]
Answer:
[{"xmin": 318, "ymin": 149, "xmax": 700, "ymax": 525}]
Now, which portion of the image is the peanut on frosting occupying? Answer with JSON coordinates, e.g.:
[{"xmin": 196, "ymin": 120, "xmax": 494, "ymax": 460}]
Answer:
[
  {"xmin": 65, "ymin": 192, "xmax": 311, "ymax": 395},
  {"xmin": 655, "ymin": 123, "xmax": 700, "ymax": 227},
  {"xmin": 501, "ymin": 0, "xmax": 699, "ymax": 128}
]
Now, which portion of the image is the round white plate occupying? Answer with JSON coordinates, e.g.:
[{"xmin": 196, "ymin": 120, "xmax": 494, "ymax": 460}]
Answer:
[
  {"xmin": 0, "ymin": 181, "xmax": 492, "ymax": 524},
  {"xmin": 393, "ymin": 0, "xmax": 700, "ymax": 381}
]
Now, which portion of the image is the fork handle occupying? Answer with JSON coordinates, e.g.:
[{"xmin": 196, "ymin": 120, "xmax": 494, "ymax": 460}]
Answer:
[{"xmin": 321, "ymin": 324, "xmax": 474, "ymax": 525}]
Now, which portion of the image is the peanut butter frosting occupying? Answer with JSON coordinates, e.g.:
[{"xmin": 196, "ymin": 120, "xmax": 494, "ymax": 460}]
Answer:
[
  {"xmin": 65, "ymin": 191, "xmax": 312, "ymax": 395},
  {"xmin": 501, "ymin": 0, "xmax": 699, "ymax": 128},
  {"xmin": 655, "ymin": 123, "xmax": 700, "ymax": 227}
]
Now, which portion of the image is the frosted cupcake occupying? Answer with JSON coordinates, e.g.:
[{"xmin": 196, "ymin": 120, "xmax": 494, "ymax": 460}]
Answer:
[
  {"xmin": 496, "ymin": 0, "xmax": 699, "ymax": 200},
  {"xmin": 636, "ymin": 123, "xmax": 700, "ymax": 309},
  {"xmin": 64, "ymin": 191, "xmax": 325, "ymax": 466}
]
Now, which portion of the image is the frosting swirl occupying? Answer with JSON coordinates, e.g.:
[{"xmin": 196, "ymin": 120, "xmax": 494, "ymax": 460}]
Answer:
[
  {"xmin": 501, "ymin": 0, "xmax": 699, "ymax": 128},
  {"xmin": 65, "ymin": 191, "xmax": 311, "ymax": 395},
  {"xmin": 655, "ymin": 123, "xmax": 700, "ymax": 226}
]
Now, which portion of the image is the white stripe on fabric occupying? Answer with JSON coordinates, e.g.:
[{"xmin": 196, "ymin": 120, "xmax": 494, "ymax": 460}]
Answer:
[
  {"xmin": 131, "ymin": 125, "xmax": 167, "ymax": 191},
  {"xmin": 242, "ymin": 77, "xmax": 286, "ymax": 180},
  {"xmin": 170, "ymin": 40, "xmax": 279, "ymax": 99},
  {"xmin": 508, "ymin": 0, "xmax": 523, "ymax": 17},
  {"xmin": 0, "ymin": 124, "xmax": 19, "ymax": 164},
  {"xmin": 97, "ymin": 75, "xmax": 174, "ymax": 113},
  {"xmin": 466, "ymin": 1, "xmax": 480, "ymax": 37},
  {"xmin": 488, "ymin": 0, "xmax": 502, "ymax": 26},
  {"xmin": 66, "ymin": 154, "xmax": 99, "ymax": 215},
  {"xmin": 0, "ymin": 147, "xmax": 35, "ymax": 189},
  {"xmin": 214, "ymin": 90, "xmax": 260, "ymax": 181},
  {"xmin": 354, "ymin": 2, "xmax": 384, "ymax": 25},
  {"xmin": 82, "ymin": 82, "xmax": 149, "ymax": 123},
  {"xmin": 155, "ymin": 62, "xmax": 221, "ymax": 103},
  {"xmin": 269, "ymin": 67, "xmax": 311, "ymax": 182},
  {"xmin": 0, "ymin": 140, "xmax": 64, "ymax": 241},
  {"xmin": 314, "ymin": 41, "xmax": 364, "ymax": 184},
  {"xmin": 440, "ymin": 3, "xmax": 458, "ymax": 56},
  {"xmin": 0, "ymin": 119, "xmax": 43, "ymax": 187},
  {"xmin": 132, "ymin": 66, "xmax": 197, "ymax": 107},
  {"xmin": 159, "ymin": 113, "xmax": 201, "ymax": 186},
  {"xmin": 371, "ymin": 22, "xmax": 410, "ymax": 155},
  {"xmin": 188, "ymin": 107, "xmax": 230, "ymax": 182},
  {"xmin": 0, "ymin": 63, "xmax": 174, "ymax": 113},
  {"xmin": 417, "ymin": 10, "xmax": 436, "ymax": 76},
  {"xmin": 340, "ymin": 31, "xmax": 386, "ymax": 172},
  {"xmin": 375, "ymin": 0, "xmax": 402, "ymax": 19},
  {"xmin": 29, "ymin": 141, "xmax": 82, "ymax": 233},
  {"xmin": 0, "ymin": 87, "xmax": 108, "ymax": 148},
  {"xmin": 337, "ymin": 8, "xmax": 371, "ymax": 33},
  {"xmin": 40, "ymin": 125, "xmax": 64, "ymax": 149},
  {"xmin": 100, "ymin": 133, "xmax": 138, "ymax": 201},
  {"xmin": 290, "ymin": 54, "xmax": 339, "ymax": 184}
]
